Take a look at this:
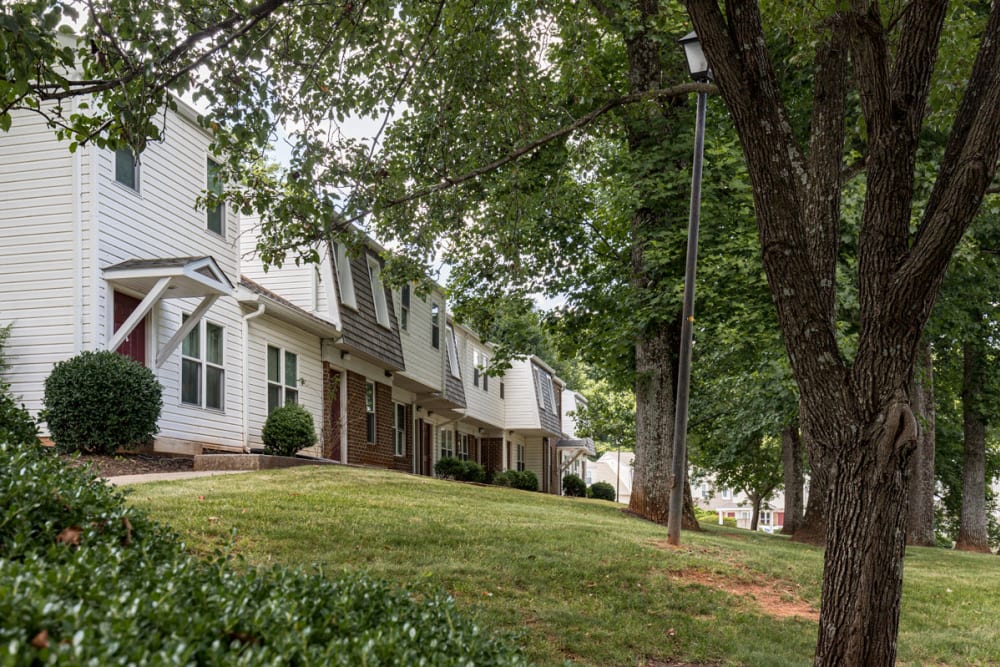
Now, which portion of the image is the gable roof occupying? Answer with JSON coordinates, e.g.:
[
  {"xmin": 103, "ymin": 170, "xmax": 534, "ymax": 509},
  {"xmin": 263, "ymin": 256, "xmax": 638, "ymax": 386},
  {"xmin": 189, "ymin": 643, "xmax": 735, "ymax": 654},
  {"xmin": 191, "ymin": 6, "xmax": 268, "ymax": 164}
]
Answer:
[
  {"xmin": 103, "ymin": 256, "xmax": 233, "ymax": 298},
  {"xmin": 237, "ymin": 276, "xmax": 340, "ymax": 338}
]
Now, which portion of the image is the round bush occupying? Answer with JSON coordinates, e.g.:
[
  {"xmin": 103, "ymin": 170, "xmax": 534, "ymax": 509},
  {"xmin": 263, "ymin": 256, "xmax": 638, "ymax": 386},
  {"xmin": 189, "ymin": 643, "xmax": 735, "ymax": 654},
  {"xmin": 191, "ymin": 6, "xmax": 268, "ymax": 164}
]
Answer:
[
  {"xmin": 262, "ymin": 403, "xmax": 317, "ymax": 456},
  {"xmin": 41, "ymin": 350, "xmax": 162, "ymax": 454},
  {"xmin": 589, "ymin": 481, "xmax": 617, "ymax": 502},
  {"xmin": 461, "ymin": 460, "xmax": 486, "ymax": 483},
  {"xmin": 562, "ymin": 473, "xmax": 586, "ymax": 497},
  {"xmin": 434, "ymin": 456, "xmax": 465, "ymax": 479},
  {"xmin": 493, "ymin": 470, "xmax": 538, "ymax": 492}
]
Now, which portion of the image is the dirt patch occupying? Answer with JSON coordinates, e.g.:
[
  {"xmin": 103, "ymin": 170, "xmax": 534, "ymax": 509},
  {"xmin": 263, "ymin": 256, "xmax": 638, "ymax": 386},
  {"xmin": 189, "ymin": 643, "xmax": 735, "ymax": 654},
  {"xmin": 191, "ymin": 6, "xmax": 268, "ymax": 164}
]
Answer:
[
  {"xmin": 645, "ymin": 661, "xmax": 721, "ymax": 667},
  {"xmin": 657, "ymin": 546, "xmax": 819, "ymax": 623},
  {"xmin": 62, "ymin": 452, "xmax": 194, "ymax": 478}
]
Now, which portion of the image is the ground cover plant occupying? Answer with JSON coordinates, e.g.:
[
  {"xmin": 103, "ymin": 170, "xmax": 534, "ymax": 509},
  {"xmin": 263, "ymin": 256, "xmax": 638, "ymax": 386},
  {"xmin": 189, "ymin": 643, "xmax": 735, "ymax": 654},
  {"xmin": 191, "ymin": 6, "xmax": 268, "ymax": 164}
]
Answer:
[
  {"xmin": 0, "ymin": 443, "xmax": 527, "ymax": 665},
  {"xmin": 127, "ymin": 466, "xmax": 1000, "ymax": 666}
]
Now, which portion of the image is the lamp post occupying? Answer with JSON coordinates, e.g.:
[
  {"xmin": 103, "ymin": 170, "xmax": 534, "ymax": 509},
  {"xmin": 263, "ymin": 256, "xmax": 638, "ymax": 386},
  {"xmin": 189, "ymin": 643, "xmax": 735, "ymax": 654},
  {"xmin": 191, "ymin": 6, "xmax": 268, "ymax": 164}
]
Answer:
[{"xmin": 667, "ymin": 31, "xmax": 711, "ymax": 546}]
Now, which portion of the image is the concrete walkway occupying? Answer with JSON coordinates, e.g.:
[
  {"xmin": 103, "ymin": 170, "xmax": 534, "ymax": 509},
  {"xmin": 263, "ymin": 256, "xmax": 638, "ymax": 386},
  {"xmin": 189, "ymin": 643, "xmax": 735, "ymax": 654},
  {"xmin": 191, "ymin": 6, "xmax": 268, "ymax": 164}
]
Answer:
[{"xmin": 106, "ymin": 470, "xmax": 252, "ymax": 485}]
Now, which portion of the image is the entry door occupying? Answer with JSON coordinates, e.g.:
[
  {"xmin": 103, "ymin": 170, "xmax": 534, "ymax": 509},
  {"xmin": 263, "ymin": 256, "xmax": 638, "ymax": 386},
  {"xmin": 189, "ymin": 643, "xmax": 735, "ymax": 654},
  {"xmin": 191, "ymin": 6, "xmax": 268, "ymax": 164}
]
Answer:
[
  {"xmin": 113, "ymin": 291, "xmax": 147, "ymax": 365},
  {"xmin": 421, "ymin": 421, "xmax": 432, "ymax": 476}
]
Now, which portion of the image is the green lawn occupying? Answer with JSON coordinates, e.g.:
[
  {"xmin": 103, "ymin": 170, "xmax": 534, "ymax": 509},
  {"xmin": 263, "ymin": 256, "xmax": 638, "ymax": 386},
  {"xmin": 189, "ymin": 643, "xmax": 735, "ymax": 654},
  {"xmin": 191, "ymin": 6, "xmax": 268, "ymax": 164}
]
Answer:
[{"xmin": 125, "ymin": 466, "xmax": 1000, "ymax": 666}]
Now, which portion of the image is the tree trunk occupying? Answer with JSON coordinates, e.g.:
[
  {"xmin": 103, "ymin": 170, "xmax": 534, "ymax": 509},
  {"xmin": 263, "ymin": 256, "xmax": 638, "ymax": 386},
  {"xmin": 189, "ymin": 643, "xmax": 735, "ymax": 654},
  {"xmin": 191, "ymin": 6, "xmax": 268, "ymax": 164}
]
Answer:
[
  {"xmin": 907, "ymin": 341, "xmax": 937, "ymax": 547},
  {"xmin": 792, "ymin": 415, "xmax": 829, "ymax": 546},
  {"xmin": 629, "ymin": 319, "xmax": 699, "ymax": 528},
  {"xmin": 780, "ymin": 423, "xmax": 804, "ymax": 535},
  {"xmin": 620, "ymin": 0, "xmax": 698, "ymax": 531},
  {"xmin": 955, "ymin": 339, "xmax": 990, "ymax": 552},
  {"xmin": 815, "ymin": 408, "xmax": 915, "ymax": 665},
  {"xmin": 749, "ymin": 494, "xmax": 762, "ymax": 531}
]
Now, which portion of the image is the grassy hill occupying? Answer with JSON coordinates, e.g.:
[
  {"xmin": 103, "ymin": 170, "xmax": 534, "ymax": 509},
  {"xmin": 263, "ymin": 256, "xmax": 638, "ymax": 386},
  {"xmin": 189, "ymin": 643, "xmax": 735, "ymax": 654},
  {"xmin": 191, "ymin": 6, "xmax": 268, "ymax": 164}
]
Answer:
[{"xmin": 125, "ymin": 466, "xmax": 1000, "ymax": 666}]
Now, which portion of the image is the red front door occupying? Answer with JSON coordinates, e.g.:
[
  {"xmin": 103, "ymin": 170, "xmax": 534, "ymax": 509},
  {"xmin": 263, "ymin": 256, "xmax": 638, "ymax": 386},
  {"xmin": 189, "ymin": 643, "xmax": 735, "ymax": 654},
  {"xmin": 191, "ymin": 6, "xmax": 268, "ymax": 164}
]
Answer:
[{"xmin": 113, "ymin": 291, "xmax": 147, "ymax": 366}]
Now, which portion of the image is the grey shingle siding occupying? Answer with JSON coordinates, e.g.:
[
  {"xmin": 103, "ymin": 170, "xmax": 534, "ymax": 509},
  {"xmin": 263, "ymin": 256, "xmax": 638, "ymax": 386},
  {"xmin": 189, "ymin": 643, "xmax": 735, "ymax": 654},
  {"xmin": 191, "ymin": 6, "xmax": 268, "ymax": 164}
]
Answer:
[
  {"xmin": 337, "ymin": 250, "xmax": 406, "ymax": 369},
  {"xmin": 444, "ymin": 350, "xmax": 467, "ymax": 407},
  {"xmin": 532, "ymin": 363, "xmax": 561, "ymax": 435}
]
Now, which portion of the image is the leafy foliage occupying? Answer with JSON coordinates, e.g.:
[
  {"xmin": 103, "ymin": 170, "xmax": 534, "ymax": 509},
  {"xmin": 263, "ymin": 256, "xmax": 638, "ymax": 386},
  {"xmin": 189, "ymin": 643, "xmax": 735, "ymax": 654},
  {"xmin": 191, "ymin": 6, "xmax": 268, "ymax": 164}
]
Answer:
[
  {"xmin": 261, "ymin": 403, "xmax": 317, "ymax": 457},
  {"xmin": 40, "ymin": 350, "xmax": 162, "ymax": 454},
  {"xmin": 588, "ymin": 481, "xmax": 616, "ymax": 502},
  {"xmin": 434, "ymin": 457, "xmax": 486, "ymax": 483},
  {"xmin": 492, "ymin": 470, "xmax": 539, "ymax": 492},
  {"xmin": 562, "ymin": 473, "xmax": 586, "ymax": 497},
  {"xmin": 0, "ymin": 442, "xmax": 528, "ymax": 665}
]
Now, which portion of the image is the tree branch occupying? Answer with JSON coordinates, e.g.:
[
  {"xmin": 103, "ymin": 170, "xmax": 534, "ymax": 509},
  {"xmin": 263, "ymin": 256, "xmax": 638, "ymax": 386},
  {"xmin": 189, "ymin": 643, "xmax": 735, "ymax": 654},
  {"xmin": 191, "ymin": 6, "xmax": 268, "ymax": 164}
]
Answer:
[{"xmin": 346, "ymin": 82, "xmax": 715, "ymax": 224}]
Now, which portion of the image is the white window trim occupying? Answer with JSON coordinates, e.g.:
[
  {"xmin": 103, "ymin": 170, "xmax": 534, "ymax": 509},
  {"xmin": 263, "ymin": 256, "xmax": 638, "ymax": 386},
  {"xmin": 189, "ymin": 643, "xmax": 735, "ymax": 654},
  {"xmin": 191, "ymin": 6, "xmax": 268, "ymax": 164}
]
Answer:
[
  {"xmin": 516, "ymin": 443, "xmax": 525, "ymax": 471},
  {"xmin": 266, "ymin": 345, "xmax": 299, "ymax": 414},
  {"xmin": 367, "ymin": 257, "xmax": 391, "ymax": 328},
  {"xmin": 430, "ymin": 303, "xmax": 441, "ymax": 349},
  {"xmin": 393, "ymin": 402, "xmax": 406, "ymax": 457},
  {"xmin": 206, "ymin": 158, "xmax": 225, "ymax": 238},
  {"xmin": 446, "ymin": 325, "xmax": 461, "ymax": 378},
  {"xmin": 458, "ymin": 433, "xmax": 470, "ymax": 461},
  {"xmin": 365, "ymin": 380, "xmax": 376, "ymax": 443},
  {"xmin": 533, "ymin": 366, "xmax": 555, "ymax": 413},
  {"xmin": 439, "ymin": 428, "xmax": 454, "ymax": 459},
  {"xmin": 333, "ymin": 242, "xmax": 358, "ymax": 309},
  {"xmin": 181, "ymin": 316, "xmax": 225, "ymax": 412},
  {"xmin": 399, "ymin": 284, "xmax": 410, "ymax": 332},
  {"xmin": 113, "ymin": 148, "xmax": 140, "ymax": 193}
]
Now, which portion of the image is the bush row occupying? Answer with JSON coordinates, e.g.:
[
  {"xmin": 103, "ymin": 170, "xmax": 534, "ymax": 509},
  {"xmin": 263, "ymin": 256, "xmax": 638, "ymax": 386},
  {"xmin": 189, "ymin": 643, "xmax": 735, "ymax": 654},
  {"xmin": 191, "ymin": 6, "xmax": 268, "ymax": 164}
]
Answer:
[
  {"xmin": 0, "ymin": 443, "xmax": 529, "ymax": 666},
  {"xmin": 434, "ymin": 456, "xmax": 487, "ymax": 482},
  {"xmin": 493, "ymin": 469, "xmax": 539, "ymax": 492}
]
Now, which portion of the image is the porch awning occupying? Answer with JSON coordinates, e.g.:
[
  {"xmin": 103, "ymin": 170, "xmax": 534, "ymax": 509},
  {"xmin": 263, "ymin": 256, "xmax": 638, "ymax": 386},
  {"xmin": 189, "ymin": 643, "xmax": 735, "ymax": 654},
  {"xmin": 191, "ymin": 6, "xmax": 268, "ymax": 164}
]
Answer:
[
  {"xmin": 103, "ymin": 256, "xmax": 234, "ymax": 368},
  {"xmin": 556, "ymin": 438, "xmax": 597, "ymax": 457}
]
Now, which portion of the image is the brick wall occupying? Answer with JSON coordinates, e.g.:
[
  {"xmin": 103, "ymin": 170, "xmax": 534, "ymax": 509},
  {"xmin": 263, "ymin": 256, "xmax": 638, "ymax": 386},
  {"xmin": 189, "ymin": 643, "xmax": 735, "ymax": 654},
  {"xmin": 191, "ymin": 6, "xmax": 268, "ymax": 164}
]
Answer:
[
  {"xmin": 391, "ymin": 404, "xmax": 413, "ymax": 474},
  {"xmin": 346, "ymin": 371, "xmax": 396, "ymax": 468},
  {"xmin": 480, "ymin": 437, "xmax": 504, "ymax": 476}
]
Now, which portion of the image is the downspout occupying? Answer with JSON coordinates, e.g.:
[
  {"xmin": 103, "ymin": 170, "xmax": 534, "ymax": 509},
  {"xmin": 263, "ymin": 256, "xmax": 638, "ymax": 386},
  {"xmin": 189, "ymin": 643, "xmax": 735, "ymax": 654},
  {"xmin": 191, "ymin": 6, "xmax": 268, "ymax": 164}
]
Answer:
[
  {"xmin": 241, "ymin": 303, "xmax": 266, "ymax": 452},
  {"xmin": 72, "ymin": 130, "xmax": 83, "ymax": 354}
]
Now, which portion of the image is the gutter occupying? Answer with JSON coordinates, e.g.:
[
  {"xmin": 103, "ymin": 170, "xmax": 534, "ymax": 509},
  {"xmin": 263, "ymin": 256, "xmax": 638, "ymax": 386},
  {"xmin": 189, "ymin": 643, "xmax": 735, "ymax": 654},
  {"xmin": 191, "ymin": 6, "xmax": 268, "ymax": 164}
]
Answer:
[{"xmin": 241, "ymin": 303, "xmax": 266, "ymax": 452}]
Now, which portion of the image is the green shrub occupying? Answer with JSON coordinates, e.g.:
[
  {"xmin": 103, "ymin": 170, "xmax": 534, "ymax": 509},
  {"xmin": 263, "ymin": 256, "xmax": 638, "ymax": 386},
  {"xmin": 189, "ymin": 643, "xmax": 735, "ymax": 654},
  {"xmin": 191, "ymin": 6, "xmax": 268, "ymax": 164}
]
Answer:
[
  {"xmin": 493, "ymin": 470, "xmax": 539, "ymax": 492},
  {"xmin": 262, "ymin": 403, "xmax": 317, "ymax": 456},
  {"xmin": 40, "ymin": 350, "xmax": 162, "ymax": 454},
  {"xmin": 435, "ymin": 456, "xmax": 465, "ymax": 479},
  {"xmin": 435, "ymin": 457, "xmax": 486, "ymax": 482},
  {"xmin": 562, "ymin": 473, "xmax": 586, "ymax": 497},
  {"xmin": 0, "ymin": 385, "xmax": 37, "ymax": 447},
  {"xmin": 0, "ymin": 442, "xmax": 529, "ymax": 666},
  {"xmin": 589, "ymin": 481, "xmax": 616, "ymax": 502}
]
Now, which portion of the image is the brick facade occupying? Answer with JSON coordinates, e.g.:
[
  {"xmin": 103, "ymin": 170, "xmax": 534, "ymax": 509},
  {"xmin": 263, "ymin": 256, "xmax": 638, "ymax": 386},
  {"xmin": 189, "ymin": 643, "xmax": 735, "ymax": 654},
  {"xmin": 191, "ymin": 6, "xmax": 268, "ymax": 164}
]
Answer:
[
  {"xmin": 480, "ymin": 437, "xmax": 504, "ymax": 476},
  {"xmin": 345, "ymin": 371, "xmax": 396, "ymax": 467}
]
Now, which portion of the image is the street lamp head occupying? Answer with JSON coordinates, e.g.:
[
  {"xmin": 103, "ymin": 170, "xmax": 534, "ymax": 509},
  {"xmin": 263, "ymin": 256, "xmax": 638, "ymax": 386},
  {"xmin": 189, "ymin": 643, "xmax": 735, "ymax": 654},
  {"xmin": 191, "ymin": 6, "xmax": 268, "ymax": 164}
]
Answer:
[{"xmin": 679, "ymin": 31, "xmax": 712, "ymax": 82}]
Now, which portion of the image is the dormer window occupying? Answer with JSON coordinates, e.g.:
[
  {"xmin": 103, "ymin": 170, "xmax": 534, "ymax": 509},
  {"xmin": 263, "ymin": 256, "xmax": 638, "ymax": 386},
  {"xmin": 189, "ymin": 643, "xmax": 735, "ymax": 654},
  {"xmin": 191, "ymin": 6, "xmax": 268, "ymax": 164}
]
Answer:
[
  {"xmin": 332, "ymin": 242, "xmax": 357, "ymax": 309},
  {"xmin": 367, "ymin": 257, "xmax": 390, "ymax": 328},
  {"xmin": 533, "ymin": 365, "xmax": 556, "ymax": 413}
]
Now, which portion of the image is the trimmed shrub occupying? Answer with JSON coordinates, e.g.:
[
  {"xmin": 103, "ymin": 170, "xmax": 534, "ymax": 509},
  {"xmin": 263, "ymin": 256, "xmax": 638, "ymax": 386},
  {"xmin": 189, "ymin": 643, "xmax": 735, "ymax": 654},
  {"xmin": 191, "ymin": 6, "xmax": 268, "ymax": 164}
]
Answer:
[
  {"xmin": 0, "ymin": 442, "xmax": 529, "ymax": 666},
  {"xmin": 562, "ymin": 473, "xmax": 586, "ymax": 497},
  {"xmin": 435, "ymin": 457, "xmax": 486, "ymax": 482},
  {"xmin": 435, "ymin": 456, "xmax": 465, "ymax": 479},
  {"xmin": 493, "ymin": 470, "xmax": 539, "ymax": 492},
  {"xmin": 0, "ymin": 385, "xmax": 37, "ymax": 447},
  {"xmin": 40, "ymin": 350, "xmax": 162, "ymax": 454},
  {"xmin": 262, "ymin": 403, "xmax": 317, "ymax": 456},
  {"xmin": 589, "ymin": 481, "xmax": 616, "ymax": 502}
]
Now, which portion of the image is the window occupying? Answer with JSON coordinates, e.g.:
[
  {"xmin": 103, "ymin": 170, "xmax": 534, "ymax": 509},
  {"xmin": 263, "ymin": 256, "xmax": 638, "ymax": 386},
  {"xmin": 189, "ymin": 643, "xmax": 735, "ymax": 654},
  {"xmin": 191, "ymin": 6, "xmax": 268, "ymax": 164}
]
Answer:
[
  {"xmin": 332, "ymin": 242, "xmax": 357, "ymax": 309},
  {"xmin": 430, "ymin": 303, "xmax": 440, "ymax": 349},
  {"xmin": 533, "ymin": 365, "xmax": 555, "ymax": 413},
  {"xmin": 446, "ymin": 325, "xmax": 461, "ymax": 378},
  {"xmin": 439, "ymin": 428, "xmax": 454, "ymax": 459},
  {"xmin": 721, "ymin": 487, "xmax": 732, "ymax": 500},
  {"xmin": 367, "ymin": 258, "xmax": 390, "ymax": 328},
  {"xmin": 206, "ymin": 158, "xmax": 224, "ymax": 236},
  {"xmin": 114, "ymin": 148, "xmax": 138, "ymax": 190},
  {"xmin": 472, "ymin": 350, "xmax": 480, "ymax": 387},
  {"xmin": 267, "ymin": 346, "xmax": 299, "ymax": 413},
  {"xmin": 393, "ymin": 402, "xmax": 406, "ymax": 456},
  {"xmin": 365, "ymin": 380, "xmax": 376, "ymax": 443},
  {"xmin": 400, "ymin": 284, "xmax": 410, "ymax": 331},
  {"xmin": 500, "ymin": 381, "xmax": 505, "ymax": 400},
  {"xmin": 760, "ymin": 510, "xmax": 773, "ymax": 527},
  {"xmin": 181, "ymin": 316, "xmax": 224, "ymax": 411},
  {"xmin": 516, "ymin": 443, "xmax": 525, "ymax": 471},
  {"xmin": 458, "ymin": 433, "xmax": 470, "ymax": 461}
]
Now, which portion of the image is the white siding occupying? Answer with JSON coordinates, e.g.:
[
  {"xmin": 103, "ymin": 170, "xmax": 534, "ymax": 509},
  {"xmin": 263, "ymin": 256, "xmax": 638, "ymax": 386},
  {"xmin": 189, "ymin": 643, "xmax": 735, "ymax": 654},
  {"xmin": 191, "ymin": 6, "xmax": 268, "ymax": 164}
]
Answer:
[
  {"xmin": 240, "ymin": 214, "xmax": 331, "ymax": 318},
  {"xmin": 396, "ymin": 287, "xmax": 444, "ymax": 392},
  {"xmin": 455, "ymin": 327, "xmax": 504, "ymax": 428},
  {"xmin": 0, "ymin": 109, "xmax": 79, "ymax": 420},
  {"xmin": 523, "ymin": 436, "xmax": 545, "ymax": 481},
  {"xmin": 245, "ymin": 314, "xmax": 324, "ymax": 457},
  {"xmin": 503, "ymin": 359, "xmax": 541, "ymax": 431}
]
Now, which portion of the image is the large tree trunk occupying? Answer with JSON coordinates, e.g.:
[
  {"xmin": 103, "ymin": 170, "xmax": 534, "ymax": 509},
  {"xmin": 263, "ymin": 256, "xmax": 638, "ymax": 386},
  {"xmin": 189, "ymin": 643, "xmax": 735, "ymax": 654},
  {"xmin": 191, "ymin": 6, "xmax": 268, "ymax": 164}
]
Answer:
[
  {"xmin": 955, "ymin": 338, "xmax": 990, "ymax": 552},
  {"xmin": 907, "ymin": 340, "xmax": 937, "ymax": 547},
  {"xmin": 621, "ymin": 0, "xmax": 698, "ymax": 530},
  {"xmin": 630, "ymin": 318, "xmax": 698, "ymax": 527},
  {"xmin": 780, "ymin": 423, "xmax": 804, "ymax": 535},
  {"xmin": 749, "ymin": 493, "xmax": 762, "ymax": 531},
  {"xmin": 816, "ymin": 404, "xmax": 916, "ymax": 665}
]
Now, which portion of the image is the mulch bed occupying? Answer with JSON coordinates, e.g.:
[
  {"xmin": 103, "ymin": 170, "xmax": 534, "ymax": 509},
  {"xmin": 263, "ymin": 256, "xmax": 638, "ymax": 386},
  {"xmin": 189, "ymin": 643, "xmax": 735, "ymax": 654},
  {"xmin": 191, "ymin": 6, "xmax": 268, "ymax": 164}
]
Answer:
[{"xmin": 61, "ymin": 452, "xmax": 194, "ymax": 478}]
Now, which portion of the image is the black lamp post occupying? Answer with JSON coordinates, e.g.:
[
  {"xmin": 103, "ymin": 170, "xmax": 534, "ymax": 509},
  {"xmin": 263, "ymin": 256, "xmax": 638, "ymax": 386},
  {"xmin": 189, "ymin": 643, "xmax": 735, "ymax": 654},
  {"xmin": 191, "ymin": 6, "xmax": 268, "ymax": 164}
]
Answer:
[{"xmin": 667, "ymin": 31, "xmax": 711, "ymax": 546}]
